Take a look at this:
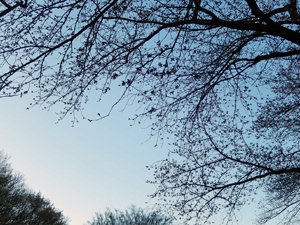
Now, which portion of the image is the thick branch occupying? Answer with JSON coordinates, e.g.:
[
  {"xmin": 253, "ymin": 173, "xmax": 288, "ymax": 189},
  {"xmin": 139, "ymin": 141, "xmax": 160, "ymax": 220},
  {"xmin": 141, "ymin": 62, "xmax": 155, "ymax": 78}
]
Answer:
[
  {"xmin": 267, "ymin": 5, "xmax": 290, "ymax": 17},
  {"xmin": 103, "ymin": 14, "xmax": 300, "ymax": 45},
  {"xmin": 213, "ymin": 167, "xmax": 300, "ymax": 190},
  {"xmin": 238, "ymin": 49, "xmax": 300, "ymax": 64},
  {"xmin": 0, "ymin": 0, "xmax": 11, "ymax": 8},
  {"xmin": 0, "ymin": 0, "xmax": 27, "ymax": 17},
  {"xmin": 0, "ymin": 3, "xmax": 18, "ymax": 17},
  {"xmin": 245, "ymin": 0, "xmax": 300, "ymax": 44},
  {"xmin": 287, "ymin": 0, "xmax": 300, "ymax": 23}
]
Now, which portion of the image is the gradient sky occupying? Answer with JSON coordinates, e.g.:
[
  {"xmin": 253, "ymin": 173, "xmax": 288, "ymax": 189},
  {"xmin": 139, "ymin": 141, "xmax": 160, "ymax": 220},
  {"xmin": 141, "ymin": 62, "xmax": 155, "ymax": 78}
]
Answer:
[
  {"xmin": 0, "ymin": 91, "xmax": 280, "ymax": 225},
  {"xmin": 0, "ymin": 3, "xmax": 279, "ymax": 224},
  {"xmin": 0, "ymin": 92, "xmax": 171, "ymax": 224}
]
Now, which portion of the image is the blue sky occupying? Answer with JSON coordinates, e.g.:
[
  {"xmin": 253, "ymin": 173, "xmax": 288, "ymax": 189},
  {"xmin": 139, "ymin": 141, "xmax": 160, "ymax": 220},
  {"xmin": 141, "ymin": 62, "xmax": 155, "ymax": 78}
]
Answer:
[
  {"xmin": 0, "ymin": 91, "xmax": 278, "ymax": 225},
  {"xmin": 0, "ymin": 3, "xmax": 281, "ymax": 224},
  {"xmin": 0, "ymin": 93, "xmax": 170, "ymax": 224}
]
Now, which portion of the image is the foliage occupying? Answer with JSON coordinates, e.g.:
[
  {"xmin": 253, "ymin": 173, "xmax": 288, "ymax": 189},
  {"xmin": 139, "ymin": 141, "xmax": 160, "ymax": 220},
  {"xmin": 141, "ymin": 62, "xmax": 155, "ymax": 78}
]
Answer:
[
  {"xmin": 86, "ymin": 205, "xmax": 173, "ymax": 225},
  {"xmin": 1, "ymin": 0, "xmax": 300, "ymax": 224},
  {"xmin": 0, "ymin": 150, "xmax": 68, "ymax": 225}
]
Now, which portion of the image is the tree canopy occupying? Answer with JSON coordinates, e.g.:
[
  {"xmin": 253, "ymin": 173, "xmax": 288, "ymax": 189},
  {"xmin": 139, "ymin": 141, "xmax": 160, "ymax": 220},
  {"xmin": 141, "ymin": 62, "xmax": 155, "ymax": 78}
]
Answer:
[
  {"xmin": 1, "ymin": 0, "xmax": 300, "ymax": 224},
  {"xmin": 86, "ymin": 205, "xmax": 173, "ymax": 225},
  {"xmin": 0, "ymin": 151, "xmax": 68, "ymax": 225}
]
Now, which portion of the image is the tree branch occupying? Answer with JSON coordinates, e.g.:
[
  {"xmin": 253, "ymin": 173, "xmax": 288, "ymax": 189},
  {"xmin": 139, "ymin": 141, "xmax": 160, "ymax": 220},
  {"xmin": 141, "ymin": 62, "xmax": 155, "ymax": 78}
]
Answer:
[
  {"xmin": 213, "ymin": 167, "xmax": 300, "ymax": 190},
  {"xmin": 238, "ymin": 49, "xmax": 300, "ymax": 64},
  {"xmin": 245, "ymin": 0, "xmax": 300, "ymax": 44},
  {"xmin": 0, "ymin": 0, "xmax": 27, "ymax": 17}
]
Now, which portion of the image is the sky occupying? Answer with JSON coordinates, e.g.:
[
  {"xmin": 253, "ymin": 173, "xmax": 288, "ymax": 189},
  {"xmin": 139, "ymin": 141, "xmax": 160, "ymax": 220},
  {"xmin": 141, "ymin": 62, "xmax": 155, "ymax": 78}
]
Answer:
[
  {"xmin": 0, "ymin": 85, "xmax": 281, "ymax": 225},
  {"xmin": 0, "ymin": 2, "xmax": 284, "ymax": 225},
  {"xmin": 0, "ymin": 92, "xmax": 170, "ymax": 225}
]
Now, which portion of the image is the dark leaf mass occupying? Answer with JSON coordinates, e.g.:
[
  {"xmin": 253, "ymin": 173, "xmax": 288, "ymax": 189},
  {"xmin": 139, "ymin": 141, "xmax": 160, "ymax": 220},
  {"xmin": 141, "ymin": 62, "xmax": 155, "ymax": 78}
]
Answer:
[{"xmin": 0, "ymin": 151, "xmax": 68, "ymax": 225}]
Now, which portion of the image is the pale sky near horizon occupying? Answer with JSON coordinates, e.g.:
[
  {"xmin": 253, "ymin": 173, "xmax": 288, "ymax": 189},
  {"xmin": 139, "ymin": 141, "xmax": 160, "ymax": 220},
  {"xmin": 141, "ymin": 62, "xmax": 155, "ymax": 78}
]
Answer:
[
  {"xmin": 0, "ymin": 93, "xmax": 170, "ymax": 225},
  {"xmin": 0, "ymin": 91, "xmax": 281, "ymax": 225}
]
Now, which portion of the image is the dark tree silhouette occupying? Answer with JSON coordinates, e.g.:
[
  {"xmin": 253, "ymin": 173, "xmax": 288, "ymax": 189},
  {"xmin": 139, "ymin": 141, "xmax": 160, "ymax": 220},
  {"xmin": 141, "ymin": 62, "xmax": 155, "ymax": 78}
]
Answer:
[
  {"xmin": 0, "ymin": 151, "xmax": 68, "ymax": 225},
  {"xmin": 1, "ymin": 0, "xmax": 300, "ymax": 224},
  {"xmin": 86, "ymin": 205, "xmax": 173, "ymax": 225}
]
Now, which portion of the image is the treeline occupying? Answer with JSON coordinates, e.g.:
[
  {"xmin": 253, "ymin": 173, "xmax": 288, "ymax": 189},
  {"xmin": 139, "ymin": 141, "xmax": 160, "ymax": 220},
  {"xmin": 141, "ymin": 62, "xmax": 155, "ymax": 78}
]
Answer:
[
  {"xmin": 0, "ymin": 151, "xmax": 172, "ymax": 225},
  {"xmin": 0, "ymin": 151, "xmax": 68, "ymax": 225}
]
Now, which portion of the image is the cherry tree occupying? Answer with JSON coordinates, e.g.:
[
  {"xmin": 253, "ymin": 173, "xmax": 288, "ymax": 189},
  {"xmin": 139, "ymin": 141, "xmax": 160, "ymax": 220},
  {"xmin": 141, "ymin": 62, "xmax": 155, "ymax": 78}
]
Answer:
[{"xmin": 1, "ymin": 0, "xmax": 300, "ymax": 224}]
